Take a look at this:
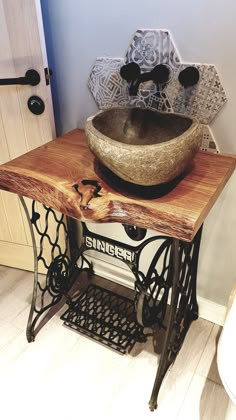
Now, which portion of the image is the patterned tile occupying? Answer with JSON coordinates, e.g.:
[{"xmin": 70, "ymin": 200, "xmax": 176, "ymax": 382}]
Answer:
[
  {"xmin": 166, "ymin": 64, "xmax": 227, "ymax": 124},
  {"xmin": 125, "ymin": 29, "xmax": 181, "ymax": 74},
  {"xmin": 87, "ymin": 29, "xmax": 227, "ymax": 147},
  {"xmin": 129, "ymin": 89, "xmax": 173, "ymax": 113},
  {"xmin": 88, "ymin": 57, "xmax": 129, "ymax": 109},
  {"xmin": 200, "ymin": 125, "xmax": 220, "ymax": 153}
]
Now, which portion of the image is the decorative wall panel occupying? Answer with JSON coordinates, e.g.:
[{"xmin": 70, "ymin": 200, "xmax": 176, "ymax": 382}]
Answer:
[{"xmin": 88, "ymin": 29, "xmax": 226, "ymax": 152}]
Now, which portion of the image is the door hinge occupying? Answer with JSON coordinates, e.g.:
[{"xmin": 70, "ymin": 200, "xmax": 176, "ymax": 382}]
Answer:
[{"xmin": 44, "ymin": 67, "xmax": 53, "ymax": 85}]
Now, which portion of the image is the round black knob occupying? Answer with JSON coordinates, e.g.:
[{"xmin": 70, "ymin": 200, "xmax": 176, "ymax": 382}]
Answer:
[
  {"xmin": 25, "ymin": 70, "xmax": 40, "ymax": 86},
  {"xmin": 120, "ymin": 62, "xmax": 140, "ymax": 82},
  {"xmin": 152, "ymin": 64, "xmax": 170, "ymax": 84},
  {"xmin": 27, "ymin": 95, "xmax": 45, "ymax": 115},
  {"xmin": 178, "ymin": 66, "xmax": 200, "ymax": 88}
]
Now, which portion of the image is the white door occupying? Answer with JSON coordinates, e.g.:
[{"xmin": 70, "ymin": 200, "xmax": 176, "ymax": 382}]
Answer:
[{"xmin": 0, "ymin": 0, "xmax": 55, "ymax": 271}]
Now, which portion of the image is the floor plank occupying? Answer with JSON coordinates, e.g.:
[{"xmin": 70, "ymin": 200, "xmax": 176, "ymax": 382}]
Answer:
[
  {"xmin": 196, "ymin": 323, "xmax": 222, "ymax": 385},
  {"xmin": 178, "ymin": 374, "xmax": 229, "ymax": 420},
  {"xmin": 0, "ymin": 318, "xmax": 22, "ymax": 351},
  {"xmin": 156, "ymin": 318, "xmax": 214, "ymax": 418},
  {"xmin": 0, "ymin": 266, "xmax": 232, "ymax": 420}
]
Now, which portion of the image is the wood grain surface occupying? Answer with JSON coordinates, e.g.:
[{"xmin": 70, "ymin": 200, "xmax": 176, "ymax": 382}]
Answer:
[{"xmin": 0, "ymin": 129, "xmax": 235, "ymax": 242}]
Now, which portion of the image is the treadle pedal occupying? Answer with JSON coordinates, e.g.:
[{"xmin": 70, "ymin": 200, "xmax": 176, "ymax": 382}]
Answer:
[{"xmin": 61, "ymin": 284, "xmax": 146, "ymax": 354}]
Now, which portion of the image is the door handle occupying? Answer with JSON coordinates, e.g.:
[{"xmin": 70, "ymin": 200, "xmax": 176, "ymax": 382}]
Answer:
[{"xmin": 0, "ymin": 69, "xmax": 40, "ymax": 86}]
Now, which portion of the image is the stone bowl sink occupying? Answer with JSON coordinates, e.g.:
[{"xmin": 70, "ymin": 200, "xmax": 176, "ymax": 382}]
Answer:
[{"xmin": 85, "ymin": 107, "xmax": 203, "ymax": 186}]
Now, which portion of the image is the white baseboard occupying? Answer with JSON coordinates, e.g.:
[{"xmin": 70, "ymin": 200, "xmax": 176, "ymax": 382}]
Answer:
[
  {"xmin": 87, "ymin": 255, "xmax": 227, "ymax": 326},
  {"xmin": 197, "ymin": 297, "xmax": 226, "ymax": 326}
]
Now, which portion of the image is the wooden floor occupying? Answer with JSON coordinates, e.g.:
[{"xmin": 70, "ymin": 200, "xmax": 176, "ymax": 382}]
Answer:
[{"xmin": 0, "ymin": 265, "xmax": 234, "ymax": 420}]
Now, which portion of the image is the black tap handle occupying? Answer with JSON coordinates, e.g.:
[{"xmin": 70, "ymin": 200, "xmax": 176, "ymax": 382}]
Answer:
[
  {"xmin": 120, "ymin": 62, "xmax": 140, "ymax": 82},
  {"xmin": 178, "ymin": 66, "xmax": 200, "ymax": 88},
  {"xmin": 151, "ymin": 64, "xmax": 170, "ymax": 84}
]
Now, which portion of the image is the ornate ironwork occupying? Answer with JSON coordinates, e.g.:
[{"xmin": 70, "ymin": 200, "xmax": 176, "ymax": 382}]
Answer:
[
  {"xmin": 148, "ymin": 227, "xmax": 203, "ymax": 411},
  {"xmin": 80, "ymin": 222, "xmax": 202, "ymax": 334},
  {"xmin": 19, "ymin": 197, "xmax": 92, "ymax": 342},
  {"xmin": 61, "ymin": 284, "xmax": 146, "ymax": 354},
  {"xmin": 20, "ymin": 198, "xmax": 203, "ymax": 411},
  {"xmin": 132, "ymin": 236, "xmax": 173, "ymax": 328},
  {"xmin": 80, "ymin": 223, "xmax": 203, "ymax": 410}
]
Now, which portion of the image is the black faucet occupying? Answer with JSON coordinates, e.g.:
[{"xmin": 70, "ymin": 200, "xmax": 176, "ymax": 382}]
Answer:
[{"xmin": 120, "ymin": 62, "xmax": 170, "ymax": 95}]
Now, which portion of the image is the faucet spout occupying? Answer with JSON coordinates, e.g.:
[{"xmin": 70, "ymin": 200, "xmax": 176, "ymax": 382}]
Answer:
[
  {"xmin": 120, "ymin": 63, "xmax": 170, "ymax": 96},
  {"xmin": 129, "ymin": 78, "xmax": 141, "ymax": 96}
]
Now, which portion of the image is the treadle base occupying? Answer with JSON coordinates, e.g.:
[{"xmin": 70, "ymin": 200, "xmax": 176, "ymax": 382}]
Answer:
[{"xmin": 61, "ymin": 284, "xmax": 146, "ymax": 354}]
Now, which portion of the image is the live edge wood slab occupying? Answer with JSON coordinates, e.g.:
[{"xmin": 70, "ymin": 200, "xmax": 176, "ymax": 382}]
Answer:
[{"xmin": 0, "ymin": 129, "xmax": 235, "ymax": 242}]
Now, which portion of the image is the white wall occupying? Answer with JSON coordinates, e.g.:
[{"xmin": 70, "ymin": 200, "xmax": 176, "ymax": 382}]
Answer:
[{"xmin": 41, "ymin": 0, "xmax": 236, "ymax": 307}]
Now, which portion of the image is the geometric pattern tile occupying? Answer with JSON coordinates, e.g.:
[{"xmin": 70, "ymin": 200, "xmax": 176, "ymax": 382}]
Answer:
[
  {"xmin": 88, "ymin": 57, "xmax": 129, "ymax": 109},
  {"xmin": 129, "ymin": 89, "xmax": 173, "ymax": 113},
  {"xmin": 87, "ymin": 29, "xmax": 227, "ymax": 145},
  {"xmin": 200, "ymin": 125, "xmax": 220, "ymax": 153},
  {"xmin": 125, "ymin": 29, "xmax": 181, "ymax": 74},
  {"xmin": 166, "ymin": 64, "xmax": 227, "ymax": 124}
]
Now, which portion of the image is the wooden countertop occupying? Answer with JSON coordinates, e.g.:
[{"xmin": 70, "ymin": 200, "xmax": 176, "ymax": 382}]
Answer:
[{"xmin": 0, "ymin": 129, "xmax": 235, "ymax": 242}]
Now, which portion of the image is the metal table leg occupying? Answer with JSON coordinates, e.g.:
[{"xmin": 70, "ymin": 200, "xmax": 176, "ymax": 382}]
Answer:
[
  {"xmin": 19, "ymin": 197, "xmax": 202, "ymax": 411},
  {"xmin": 19, "ymin": 197, "xmax": 92, "ymax": 342},
  {"xmin": 148, "ymin": 228, "xmax": 202, "ymax": 410},
  {"xmin": 148, "ymin": 238, "xmax": 180, "ymax": 411}
]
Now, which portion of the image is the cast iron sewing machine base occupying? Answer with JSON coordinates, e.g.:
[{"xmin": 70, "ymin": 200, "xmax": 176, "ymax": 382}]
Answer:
[{"xmin": 19, "ymin": 197, "xmax": 202, "ymax": 411}]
